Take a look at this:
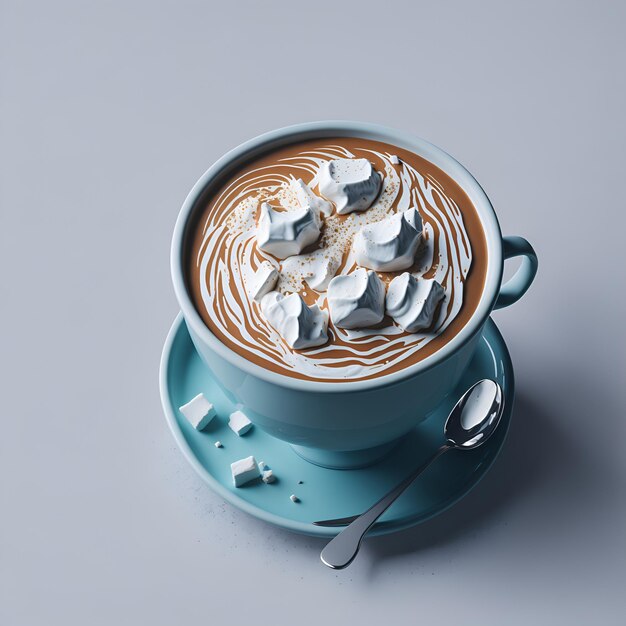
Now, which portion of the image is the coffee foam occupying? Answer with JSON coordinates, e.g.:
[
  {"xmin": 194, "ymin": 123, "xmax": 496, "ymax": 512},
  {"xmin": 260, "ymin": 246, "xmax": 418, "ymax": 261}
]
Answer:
[{"xmin": 281, "ymin": 250, "xmax": 340, "ymax": 292}]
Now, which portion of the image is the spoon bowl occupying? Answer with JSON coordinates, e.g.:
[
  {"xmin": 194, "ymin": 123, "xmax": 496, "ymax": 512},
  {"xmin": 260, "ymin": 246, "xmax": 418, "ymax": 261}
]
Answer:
[{"xmin": 445, "ymin": 379, "xmax": 504, "ymax": 449}]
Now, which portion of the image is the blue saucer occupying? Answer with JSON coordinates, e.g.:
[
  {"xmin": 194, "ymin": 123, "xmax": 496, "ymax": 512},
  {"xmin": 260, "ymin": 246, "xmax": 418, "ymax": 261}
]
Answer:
[{"xmin": 159, "ymin": 314, "xmax": 514, "ymax": 537}]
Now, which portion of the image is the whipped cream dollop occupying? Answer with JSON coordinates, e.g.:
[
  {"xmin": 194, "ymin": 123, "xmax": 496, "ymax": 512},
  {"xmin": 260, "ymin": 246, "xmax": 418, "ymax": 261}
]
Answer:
[
  {"xmin": 281, "ymin": 249, "xmax": 340, "ymax": 292},
  {"xmin": 318, "ymin": 158, "xmax": 382, "ymax": 214},
  {"xmin": 385, "ymin": 273, "xmax": 445, "ymax": 332},
  {"xmin": 256, "ymin": 202, "xmax": 321, "ymax": 259},
  {"xmin": 291, "ymin": 178, "xmax": 333, "ymax": 218},
  {"xmin": 248, "ymin": 261, "xmax": 279, "ymax": 302},
  {"xmin": 260, "ymin": 291, "xmax": 329, "ymax": 349},
  {"xmin": 327, "ymin": 268, "xmax": 385, "ymax": 329},
  {"xmin": 353, "ymin": 207, "xmax": 423, "ymax": 272}
]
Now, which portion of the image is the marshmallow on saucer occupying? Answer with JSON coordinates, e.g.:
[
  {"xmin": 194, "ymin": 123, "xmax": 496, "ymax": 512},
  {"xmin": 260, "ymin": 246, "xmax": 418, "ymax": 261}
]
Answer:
[
  {"xmin": 353, "ymin": 207, "xmax": 423, "ymax": 272},
  {"xmin": 231, "ymin": 456, "xmax": 261, "ymax": 487},
  {"xmin": 261, "ymin": 469, "xmax": 275, "ymax": 484},
  {"xmin": 318, "ymin": 158, "xmax": 382, "ymax": 215},
  {"xmin": 291, "ymin": 178, "xmax": 332, "ymax": 218},
  {"xmin": 385, "ymin": 273, "xmax": 445, "ymax": 332},
  {"xmin": 327, "ymin": 268, "xmax": 385, "ymax": 329},
  {"xmin": 229, "ymin": 410, "xmax": 253, "ymax": 436},
  {"xmin": 178, "ymin": 393, "xmax": 216, "ymax": 430},
  {"xmin": 258, "ymin": 462, "xmax": 276, "ymax": 483},
  {"xmin": 260, "ymin": 291, "xmax": 329, "ymax": 349},
  {"xmin": 249, "ymin": 261, "xmax": 279, "ymax": 302},
  {"xmin": 256, "ymin": 202, "xmax": 320, "ymax": 259},
  {"xmin": 281, "ymin": 250, "xmax": 341, "ymax": 292}
]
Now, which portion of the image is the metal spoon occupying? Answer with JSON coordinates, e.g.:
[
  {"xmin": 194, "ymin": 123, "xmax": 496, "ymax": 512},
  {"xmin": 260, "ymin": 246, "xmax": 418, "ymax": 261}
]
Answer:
[{"xmin": 317, "ymin": 379, "xmax": 504, "ymax": 569}]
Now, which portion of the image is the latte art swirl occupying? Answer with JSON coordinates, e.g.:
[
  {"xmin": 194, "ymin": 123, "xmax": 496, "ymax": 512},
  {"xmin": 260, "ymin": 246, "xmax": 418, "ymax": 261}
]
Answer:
[{"xmin": 188, "ymin": 139, "xmax": 485, "ymax": 382}]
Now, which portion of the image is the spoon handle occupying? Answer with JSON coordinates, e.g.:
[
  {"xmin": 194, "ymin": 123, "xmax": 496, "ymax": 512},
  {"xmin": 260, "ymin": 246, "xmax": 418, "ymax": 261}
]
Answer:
[{"xmin": 320, "ymin": 444, "xmax": 450, "ymax": 569}]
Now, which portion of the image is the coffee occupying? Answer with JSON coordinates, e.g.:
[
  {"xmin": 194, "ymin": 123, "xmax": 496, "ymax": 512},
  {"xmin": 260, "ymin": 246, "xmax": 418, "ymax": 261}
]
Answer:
[{"xmin": 186, "ymin": 137, "xmax": 487, "ymax": 382}]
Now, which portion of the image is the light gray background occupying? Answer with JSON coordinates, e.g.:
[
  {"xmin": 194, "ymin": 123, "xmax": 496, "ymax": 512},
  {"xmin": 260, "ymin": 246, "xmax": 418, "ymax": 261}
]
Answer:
[{"xmin": 1, "ymin": 1, "xmax": 625, "ymax": 624}]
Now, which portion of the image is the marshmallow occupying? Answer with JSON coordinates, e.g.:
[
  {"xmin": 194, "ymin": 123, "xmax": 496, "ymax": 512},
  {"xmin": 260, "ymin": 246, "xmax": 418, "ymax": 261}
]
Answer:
[
  {"xmin": 291, "ymin": 178, "xmax": 332, "ymax": 218},
  {"xmin": 214, "ymin": 441, "xmax": 223, "ymax": 448},
  {"xmin": 290, "ymin": 494, "xmax": 300, "ymax": 503},
  {"xmin": 257, "ymin": 461, "xmax": 276, "ymax": 483},
  {"xmin": 327, "ymin": 268, "xmax": 385, "ymax": 329},
  {"xmin": 228, "ymin": 410, "xmax": 253, "ymax": 436},
  {"xmin": 260, "ymin": 291, "xmax": 328, "ymax": 349},
  {"xmin": 178, "ymin": 393, "xmax": 216, "ymax": 430},
  {"xmin": 389, "ymin": 155, "xmax": 400, "ymax": 165},
  {"xmin": 249, "ymin": 261, "xmax": 279, "ymax": 302},
  {"xmin": 281, "ymin": 250, "xmax": 340, "ymax": 293},
  {"xmin": 231, "ymin": 456, "xmax": 261, "ymax": 487},
  {"xmin": 386, "ymin": 273, "xmax": 445, "ymax": 332},
  {"xmin": 318, "ymin": 158, "xmax": 381, "ymax": 214},
  {"xmin": 256, "ymin": 202, "xmax": 320, "ymax": 259},
  {"xmin": 261, "ymin": 469, "xmax": 275, "ymax": 484},
  {"xmin": 353, "ymin": 207, "xmax": 423, "ymax": 272}
]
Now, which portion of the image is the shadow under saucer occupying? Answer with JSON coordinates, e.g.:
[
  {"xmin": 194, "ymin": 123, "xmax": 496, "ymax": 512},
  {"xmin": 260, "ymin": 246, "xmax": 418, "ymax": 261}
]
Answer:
[{"xmin": 362, "ymin": 391, "xmax": 580, "ymax": 563}]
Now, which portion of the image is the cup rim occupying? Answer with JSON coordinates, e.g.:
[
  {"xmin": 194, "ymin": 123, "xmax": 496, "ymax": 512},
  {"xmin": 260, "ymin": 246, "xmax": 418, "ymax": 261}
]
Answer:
[{"xmin": 171, "ymin": 121, "xmax": 503, "ymax": 393}]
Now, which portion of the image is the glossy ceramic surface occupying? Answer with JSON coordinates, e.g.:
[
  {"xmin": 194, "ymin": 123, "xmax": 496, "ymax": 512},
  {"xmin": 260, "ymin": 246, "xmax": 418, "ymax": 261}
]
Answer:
[{"xmin": 160, "ymin": 314, "xmax": 514, "ymax": 537}]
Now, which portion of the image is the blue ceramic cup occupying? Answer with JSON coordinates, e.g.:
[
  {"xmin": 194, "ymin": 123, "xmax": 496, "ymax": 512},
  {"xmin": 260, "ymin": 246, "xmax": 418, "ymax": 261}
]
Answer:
[{"xmin": 171, "ymin": 122, "xmax": 537, "ymax": 468}]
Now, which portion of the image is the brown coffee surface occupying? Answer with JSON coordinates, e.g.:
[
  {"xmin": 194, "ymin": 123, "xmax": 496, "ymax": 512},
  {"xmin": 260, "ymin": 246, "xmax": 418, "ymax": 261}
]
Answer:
[{"xmin": 186, "ymin": 138, "xmax": 487, "ymax": 382}]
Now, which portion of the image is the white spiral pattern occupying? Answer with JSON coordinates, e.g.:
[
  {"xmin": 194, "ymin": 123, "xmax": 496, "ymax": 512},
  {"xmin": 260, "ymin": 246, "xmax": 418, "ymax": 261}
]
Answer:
[{"xmin": 194, "ymin": 145, "xmax": 472, "ymax": 381}]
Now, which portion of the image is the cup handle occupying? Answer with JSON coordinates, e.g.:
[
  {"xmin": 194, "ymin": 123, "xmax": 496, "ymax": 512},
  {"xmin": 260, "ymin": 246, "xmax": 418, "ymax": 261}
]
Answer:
[{"xmin": 494, "ymin": 236, "xmax": 538, "ymax": 310}]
